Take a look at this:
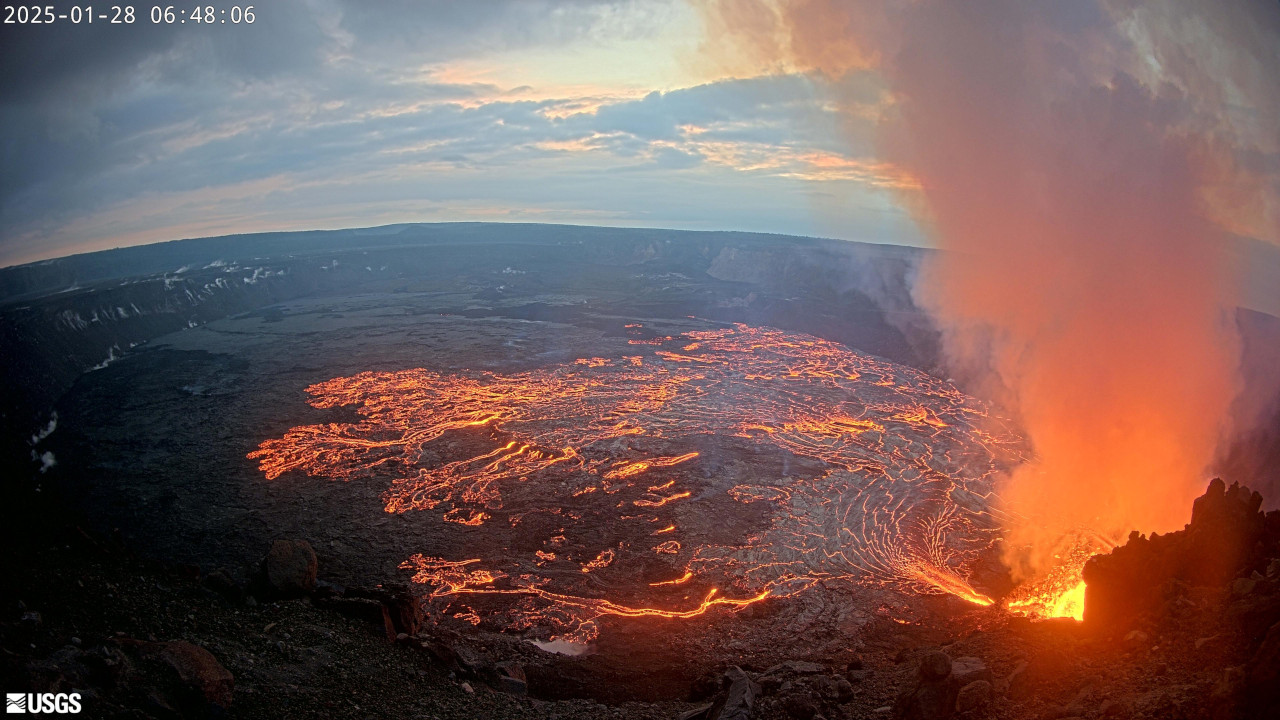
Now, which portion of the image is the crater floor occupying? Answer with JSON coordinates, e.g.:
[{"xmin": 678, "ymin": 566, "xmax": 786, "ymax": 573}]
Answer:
[{"xmin": 48, "ymin": 289, "xmax": 1022, "ymax": 698}]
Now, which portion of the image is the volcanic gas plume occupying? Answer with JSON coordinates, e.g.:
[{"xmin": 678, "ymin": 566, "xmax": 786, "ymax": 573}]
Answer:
[
  {"xmin": 251, "ymin": 324, "xmax": 1023, "ymax": 642},
  {"xmin": 703, "ymin": 0, "xmax": 1280, "ymax": 610}
]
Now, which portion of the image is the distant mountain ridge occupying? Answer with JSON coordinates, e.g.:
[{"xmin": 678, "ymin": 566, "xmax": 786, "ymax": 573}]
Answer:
[
  {"xmin": 0, "ymin": 223, "xmax": 918, "ymax": 305},
  {"xmin": 0, "ymin": 223, "xmax": 936, "ymax": 470}
]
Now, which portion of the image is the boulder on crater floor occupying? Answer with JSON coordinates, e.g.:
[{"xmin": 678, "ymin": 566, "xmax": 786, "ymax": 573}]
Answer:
[
  {"xmin": 262, "ymin": 539, "xmax": 317, "ymax": 596},
  {"xmin": 152, "ymin": 640, "xmax": 234, "ymax": 710},
  {"xmin": 956, "ymin": 679, "xmax": 991, "ymax": 713},
  {"xmin": 894, "ymin": 650, "xmax": 959, "ymax": 720},
  {"xmin": 698, "ymin": 665, "xmax": 760, "ymax": 720},
  {"xmin": 115, "ymin": 638, "xmax": 235, "ymax": 714}
]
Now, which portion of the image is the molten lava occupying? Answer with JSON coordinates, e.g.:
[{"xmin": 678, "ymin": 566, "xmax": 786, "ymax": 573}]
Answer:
[
  {"xmin": 251, "ymin": 324, "xmax": 1028, "ymax": 641},
  {"xmin": 1004, "ymin": 532, "xmax": 1114, "ymax": 621}
]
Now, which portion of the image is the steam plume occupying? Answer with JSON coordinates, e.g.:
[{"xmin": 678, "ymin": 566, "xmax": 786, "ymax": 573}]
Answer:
[{"xmin": 706, "ymin": 0, "xmax": 1279, "ymax": 580}]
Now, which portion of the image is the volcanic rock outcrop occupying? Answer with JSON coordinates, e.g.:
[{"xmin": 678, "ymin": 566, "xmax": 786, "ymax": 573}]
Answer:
[
  {"xmin": 1082, "ymin": 478, "xmax": 1280, "ymax": 719},
  {"xmin": 892, "ymin": 650, "xmax": 960, "ymax": 720},
  {"xmin": 261, "ymin": 539, "xmax": 317, "ymax": 597},
  {"xmin": 1082, "ymin": 478, "xmax": 1277, "ymax": 629}
]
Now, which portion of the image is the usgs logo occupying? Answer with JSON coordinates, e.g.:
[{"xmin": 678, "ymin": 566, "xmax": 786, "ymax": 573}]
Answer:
[{"xmin": 5, "ymin": 693, "xmax": 82, "ymax": 714}]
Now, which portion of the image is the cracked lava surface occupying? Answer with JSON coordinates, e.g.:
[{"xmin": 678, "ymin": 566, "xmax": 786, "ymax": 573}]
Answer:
[{"xmin": 250, "ymin": 324, "xmax": 1030, "ymax": 642}]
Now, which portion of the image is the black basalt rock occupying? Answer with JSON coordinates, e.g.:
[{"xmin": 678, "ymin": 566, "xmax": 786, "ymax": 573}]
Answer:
[
  {"xmin": 1082, "ymin": 479, "xmax": 1270, "ymax": 629},
  {"xmin": 893, "ymin": 650, "xmax": 959, "ymax": 720}
]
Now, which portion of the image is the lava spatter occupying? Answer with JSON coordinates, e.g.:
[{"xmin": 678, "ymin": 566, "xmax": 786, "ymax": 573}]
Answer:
[
  {"xmin": 250, "ymin": 324, "xmax": 1026, "ymax": 641},
  {"xmin": 1004, "ymin": 530, "xmax": 1115, "ymax": 621}
]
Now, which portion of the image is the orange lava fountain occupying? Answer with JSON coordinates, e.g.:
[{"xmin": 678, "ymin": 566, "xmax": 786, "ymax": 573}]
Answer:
[
  {"xmin": 250, "ymin": 324, "xmax": 1027, "ymax": 641},
  {"xmin": 700, "ymin": 0, "xmax": 1260, "ymax": 623},
  {"xmin": 1003, "ymin": 532, "xmax": 1115, "ymax": 621}
]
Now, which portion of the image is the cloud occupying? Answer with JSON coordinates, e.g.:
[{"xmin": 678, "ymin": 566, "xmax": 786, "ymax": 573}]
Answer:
[
  {"xmin": 590, "ymin": 73, "xmax": 881, "ymax": 149},
  {"xmin": 0, "ymin": 1, "xmax": 920, "ymax": 266},
  {"xmin": 651, "ymin": 146, "xmax": 705, "ymax": 169}
]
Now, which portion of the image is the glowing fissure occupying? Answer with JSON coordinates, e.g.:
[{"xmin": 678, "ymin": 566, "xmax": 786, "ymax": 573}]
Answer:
[
  {"xmin": 1003, "ymin": 531, "xmax": 1114, "ymax": 621},
  {"xmin": 251, "ymin": 324, "xmax": 1025, "ymax": 641}
]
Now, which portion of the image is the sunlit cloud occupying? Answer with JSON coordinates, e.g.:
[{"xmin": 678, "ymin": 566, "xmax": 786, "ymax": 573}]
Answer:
[{"xmin": 0, "ymin": 0, "xmax": 925, "ymax": 267}]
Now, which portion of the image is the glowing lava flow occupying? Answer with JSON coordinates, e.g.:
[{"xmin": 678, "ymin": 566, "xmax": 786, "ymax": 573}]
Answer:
[
  {"xmin": 250, "ymin": 324, "xmax": 1026, "ymax": 641},
  {"xmin": 1003, "ymin": 531, "xmax": 1114, "ymax": 621}
]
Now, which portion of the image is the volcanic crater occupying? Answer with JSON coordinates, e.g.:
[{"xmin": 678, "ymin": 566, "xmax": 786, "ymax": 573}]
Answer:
[
  {"xmin": 18, "ymin": 229, "xmax": 1031, "ymax": 701},
  {"xmin": 47, "ymin": 297, "xmax": 1020, "ymax": 697},
  {"xmin": 8, "ymin": 228, "xmax": 1278, "ymax": 718}
]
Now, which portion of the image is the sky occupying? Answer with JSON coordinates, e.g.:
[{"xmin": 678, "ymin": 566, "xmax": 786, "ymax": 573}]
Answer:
[
  {"xmin": 1, "ymin": 1, "xmax": 1276, "ymax": 272},
  {"xmin": 0, "ymin": 0, "xmax": 923, "ymax": 268}
]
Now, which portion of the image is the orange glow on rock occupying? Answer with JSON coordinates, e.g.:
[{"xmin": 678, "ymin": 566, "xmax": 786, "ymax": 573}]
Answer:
[
  {"xmin": 1005, "ymin": 532, "xmax": 1112, "ymax": 621},
  {"xmin": 1007, "ymin": 579, "xmax": 1088, "ymax": 622},
  {"xmin": 904, "ymin": 563, "xmax": 994, "ymax": 607},
  {"xmin": 650, "ymin": 571, "xmax": 694, "ymax": 586}
]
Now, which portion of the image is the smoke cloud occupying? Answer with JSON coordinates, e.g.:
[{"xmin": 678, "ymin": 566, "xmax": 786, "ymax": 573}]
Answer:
[{"xmin": 706, "ymin": 0, "xmax": 1279, "ymax": 580}]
